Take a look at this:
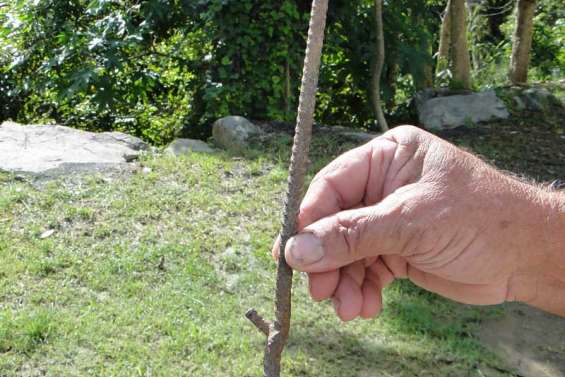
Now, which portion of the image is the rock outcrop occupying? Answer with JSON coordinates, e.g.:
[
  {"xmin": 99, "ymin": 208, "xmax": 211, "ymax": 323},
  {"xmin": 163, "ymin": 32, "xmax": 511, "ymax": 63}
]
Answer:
[
  {"xmin": 415, "ymin": 89, "xmax": 510, "ymax": 130},
  {"xmin": 212, "ymin": 116, "xmax": 261, "ymax": 153},
  {"xmin": 0, "ymin": 121, "xmax": 148, "ymax": 175},
  {"xmin": 165, "ymin": 139, "xmax": 215, "ymax": 156}
]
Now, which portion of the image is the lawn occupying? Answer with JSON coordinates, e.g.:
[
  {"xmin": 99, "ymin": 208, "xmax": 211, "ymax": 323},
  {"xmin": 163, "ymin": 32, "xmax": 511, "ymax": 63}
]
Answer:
[
  {"xmin": 0, "ymin": 129, "xmax": 524, "ymax": 377},
  {"xmin": 1, "ymin": 109, "xmax": 563, "ymax": 376}
]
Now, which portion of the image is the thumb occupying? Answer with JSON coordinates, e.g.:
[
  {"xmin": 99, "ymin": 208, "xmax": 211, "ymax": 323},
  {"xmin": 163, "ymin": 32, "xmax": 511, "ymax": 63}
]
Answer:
[{"xmin": 285, "ymin": 199, "xmax": 405, "ymax": 273}]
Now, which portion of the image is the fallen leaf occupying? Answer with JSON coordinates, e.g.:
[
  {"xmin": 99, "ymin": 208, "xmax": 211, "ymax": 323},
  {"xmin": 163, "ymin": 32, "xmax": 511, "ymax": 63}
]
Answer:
[{"xmin": 40, "ymin": 229, "xmax": 56, "ymax": 239}]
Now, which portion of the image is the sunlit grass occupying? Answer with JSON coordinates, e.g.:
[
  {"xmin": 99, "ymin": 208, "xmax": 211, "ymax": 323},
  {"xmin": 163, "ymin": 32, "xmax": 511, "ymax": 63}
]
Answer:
[{"xmin": 0, "ymin": 133, "xmax": 514, "ymax": 376}]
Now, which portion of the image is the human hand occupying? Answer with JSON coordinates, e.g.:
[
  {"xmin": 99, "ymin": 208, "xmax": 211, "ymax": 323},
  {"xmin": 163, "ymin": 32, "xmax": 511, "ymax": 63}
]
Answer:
[{"xmin": 273, "ymin": 126, "xmax": 565, "ymax": 320}]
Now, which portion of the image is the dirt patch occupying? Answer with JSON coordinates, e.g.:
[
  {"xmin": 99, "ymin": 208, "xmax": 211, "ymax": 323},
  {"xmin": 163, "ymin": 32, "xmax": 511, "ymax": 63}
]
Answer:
[{"xmin": 479, "ymin": 303, "xmax": 565, "ymax": 377}]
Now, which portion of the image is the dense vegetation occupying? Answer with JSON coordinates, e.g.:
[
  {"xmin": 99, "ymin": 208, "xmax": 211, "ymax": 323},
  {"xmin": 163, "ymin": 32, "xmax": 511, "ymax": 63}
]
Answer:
[{"xmin": 1, "ymin": 0, "xmax": 564, "ymax": 143}]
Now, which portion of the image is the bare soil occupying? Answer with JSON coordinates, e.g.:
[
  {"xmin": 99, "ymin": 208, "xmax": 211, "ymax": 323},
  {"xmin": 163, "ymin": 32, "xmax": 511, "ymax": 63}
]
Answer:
[{"xmin": 479, "ymin": 303, "xmax": 565, "ymax": 377}]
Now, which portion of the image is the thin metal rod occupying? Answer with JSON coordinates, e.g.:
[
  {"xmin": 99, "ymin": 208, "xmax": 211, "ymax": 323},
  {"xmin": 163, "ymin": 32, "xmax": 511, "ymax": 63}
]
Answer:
[{"xmin": 245, "ymin": 1, "xmax": 329, "ymax": 376}]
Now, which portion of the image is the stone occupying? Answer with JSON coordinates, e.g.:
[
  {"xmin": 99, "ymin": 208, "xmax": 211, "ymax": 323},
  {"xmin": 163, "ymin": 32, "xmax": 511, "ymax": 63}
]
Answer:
[
  {"xmin": 518, "ymin": 88, "xmax": 561, "ymax": 112},
  {"xmin": 512, "ymin": 95, "xmax": 527, "ymax": 111},
  {"xmin": 97, "ymin": 131, "xmax": 149, "ymax": 152},
  {"xmin": 415, "ymin": 90, "xmax": 509, "ymax": 130},
  {"xmin": 212, "ymin": 116, "xmax": 261, "ymax": 153},
  {"xmin": 317, "ymin": 125, "xmax": 380, "ymax": 144},
  {"xmin": 164, "ymin": 138, "xmax": 215, "ymax": 156},
  {"xmin": 413, "ymin": 87, "xmax": 459, "ymax": 112},
  {"xmin": 0, "ymin": 121, "xmax": 148, "ymax": 175},
  {"xmin": 335, "ymin": 130, "xmax": 379, "ymax": 144}
]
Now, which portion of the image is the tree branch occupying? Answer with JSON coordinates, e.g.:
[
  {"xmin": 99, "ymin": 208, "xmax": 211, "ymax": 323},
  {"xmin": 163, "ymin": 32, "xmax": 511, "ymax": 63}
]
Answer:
[
  {"xmin": 245, "ymin": 1, "xmax": 329, "ymax": 376},
  {"xmin": 246, "ymin": 308, "xmax": 271, "ymax": 337}
]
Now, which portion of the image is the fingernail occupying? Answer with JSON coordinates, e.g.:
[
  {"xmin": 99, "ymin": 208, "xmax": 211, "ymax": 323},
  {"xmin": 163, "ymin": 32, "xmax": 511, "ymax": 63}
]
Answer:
[{"xmin": 287, "ymin": 233, "xmax": 324, "ymax": 267}]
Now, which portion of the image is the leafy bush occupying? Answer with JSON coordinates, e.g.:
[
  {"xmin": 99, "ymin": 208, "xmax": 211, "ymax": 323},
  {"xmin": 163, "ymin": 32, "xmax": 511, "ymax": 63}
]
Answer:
[
  {"xmin": 1, "ymin": 0, "xmax": 445, "ymax": 142},
  {"xmin": 1, "ymin": 0, "xmax": 210, "ymax": 143},
  {"xmin": 530, "ymin": 7, "xmax": 565, "ymax": 79},
  {"xmin": 3, "ymin": 0, "xmax": 560, "ymax": 144}
]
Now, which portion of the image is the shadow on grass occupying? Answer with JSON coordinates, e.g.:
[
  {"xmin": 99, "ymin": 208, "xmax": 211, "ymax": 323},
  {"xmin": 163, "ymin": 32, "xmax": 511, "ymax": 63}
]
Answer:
[
  {"xmin": 244, "ymin": 105, "xmax": 565, "ymax": 184},
  {"xmin": 281, "ymin": 281, "xmax": 506, "ymax": 377},
  {"xmin": 286, "ymin": 325, "xmax": 469, "ymax": 377}
]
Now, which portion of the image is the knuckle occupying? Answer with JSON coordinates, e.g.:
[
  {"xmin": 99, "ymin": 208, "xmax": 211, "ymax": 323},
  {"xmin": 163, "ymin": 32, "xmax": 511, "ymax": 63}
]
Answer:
[
  {"xmin": 336, "ymin": 215, "xmax": 366, "ymax": 259},
  {"xmin": 388, "ymin": 125, "xmax": 423, "ymax": 141},
  {"xmin": 391, "ymin": 198, "xmax": 426, "ymax": 256},
  {"xmin": 395, "ymin": 125, "xmax": 420, "ymax": 134}
]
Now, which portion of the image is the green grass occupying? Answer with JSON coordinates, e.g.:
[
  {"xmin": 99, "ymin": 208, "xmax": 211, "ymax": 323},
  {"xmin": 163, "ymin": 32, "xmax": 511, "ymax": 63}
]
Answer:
[{"xmin": 0, "ymin": 132, "xmax": 523, "ymax": 377}]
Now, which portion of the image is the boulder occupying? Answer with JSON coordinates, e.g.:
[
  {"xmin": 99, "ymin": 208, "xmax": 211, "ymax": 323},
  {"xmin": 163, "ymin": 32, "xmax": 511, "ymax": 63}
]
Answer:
[
  {"xmin": 0, "ymin": 121, "xmax": 148, "ymax": 175},
  {"xmin": 512, "ymin": 87, "xmax": 561, "ymax": 112},
  {"xmin": 414, "ymin": 87, "xmax": 462, "ymax": 111},
  {"xmin": 99, "ymin": 131, "xmax": 149, "ymax": 152},
  {"xmin": 212, "ymin": 116, "xmax": 261, "ymax": 153},
  {"xmin": 164, "ymin": 138, "xmax": 215, "ymax": 156},
  {"xmin": 415, "ymin": 90, "xmax": 509, "ymax": 130},
  {"xmin": 338, "ymin": 130, "xmax": 379, "ymax": 143},
  {"xmin": 512, "ymin": 95, "xmax": 527, "ymax": 111},
  {"xmin": 317, "ymin": 125, "xmax": 380, "ymax": 143}
]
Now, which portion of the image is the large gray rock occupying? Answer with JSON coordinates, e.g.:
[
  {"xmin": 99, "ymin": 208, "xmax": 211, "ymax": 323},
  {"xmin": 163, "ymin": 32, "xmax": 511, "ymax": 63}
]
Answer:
[
  {"xmin": 0, "ymin": 121, "xmax": 148, "ymax": 175},
  {"xmin": 164, "ymin": 138, "xmax": 215, "ymax": 156},
  {"xmin": 212, "ymin": 116, "xmax": 261, "ymax": 153},
  {"xmin": 317, "ymin": 125, "xmax": 380, "ymax": 144},
  {"xmin": 512, "ymin": 87, "xmax": 562, "ymax": 112},
  {"xmin": 416, "ymin": 90, "xmax": 509, "ymax": 130}
]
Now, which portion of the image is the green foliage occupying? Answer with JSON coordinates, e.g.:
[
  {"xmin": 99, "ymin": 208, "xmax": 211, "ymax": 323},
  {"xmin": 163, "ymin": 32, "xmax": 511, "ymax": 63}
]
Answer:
[
  {"xmin": 1, "ymin": 0, "xmax": 208, "ymax": 143},
  {"xmin": 530, "ymin": 2, "xmax": 565, "ymax": 79},
  {"xmin": 1, "ymin": 0, "xmax": 562, "ymax": 142},
  {"xmin": 467, "ymin": 3, "xmax": 511, "ymax": 88},
  {"xmin": 1, "ymin": 0, "xmax": 444, "ymax": 140},
  {"xmin": 476, "ymin": 0, "xmax": 565, "ymax": 86},
  {"xmin": 0, "ymin": 0, "xmax": 312, "ymax": 142},
  {"xmin": 319, "ymin": 0, "xmax": 438, "ymax": 128},
  {"xmin": 196, "ymin": 0, "xmax": 308, "ymax": 123}
]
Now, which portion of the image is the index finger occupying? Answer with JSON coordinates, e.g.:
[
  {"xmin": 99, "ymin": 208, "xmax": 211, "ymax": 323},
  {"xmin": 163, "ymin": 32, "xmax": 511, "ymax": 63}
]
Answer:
[{"xmin": 298, "ymin": 137, "xmax": 398, "ymax": 230}]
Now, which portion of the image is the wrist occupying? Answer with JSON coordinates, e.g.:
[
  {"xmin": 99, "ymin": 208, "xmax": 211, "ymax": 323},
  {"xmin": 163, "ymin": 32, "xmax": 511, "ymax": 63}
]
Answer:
[
  {"xmin": 507, "ymin": 186, "xmax": 565, "ymax": 315},
  {"xmin": 545, "ymin": 191, "xmax": 565, "ymax": 275}
]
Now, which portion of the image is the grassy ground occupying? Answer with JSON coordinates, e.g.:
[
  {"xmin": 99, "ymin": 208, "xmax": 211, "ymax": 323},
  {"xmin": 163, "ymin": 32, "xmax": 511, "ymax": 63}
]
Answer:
[{"xmin": 0, "ymin": 100, "xmax": 563, "ymax": 376}]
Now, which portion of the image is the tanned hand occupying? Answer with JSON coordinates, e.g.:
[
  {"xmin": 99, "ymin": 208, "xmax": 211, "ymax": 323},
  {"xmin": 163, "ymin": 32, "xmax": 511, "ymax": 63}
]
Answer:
[{"xmin": 274, "ymin": 126, "xmax": 565, "ymax": 319}]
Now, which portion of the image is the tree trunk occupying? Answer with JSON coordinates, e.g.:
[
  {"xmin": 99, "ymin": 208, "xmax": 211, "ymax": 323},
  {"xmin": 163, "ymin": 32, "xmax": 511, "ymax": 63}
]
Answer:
[
  {"xmin": 449, "ymin": 0, "xmax": 472, "ymax": 89},
  {"xmin": 421, "ymin": 61, "xmax": 434, "ymax": 89},
  {"xmin": 437, "ymin": 0, "xmax": 452, "ymax": 70},
  {"xmin": 385, "ymin": 61, "xmax": 399, "ymax": 111},
  {"xmin": 371, "ymin": 0, "xmax": 388, "ymax": 131},
  {"xmin": 415, "ymin": 12, "xmax": 434, "ymax": 90},
  {"xmin": 509, "ymin": 0, "xmax": 536, "ymax": 84}
]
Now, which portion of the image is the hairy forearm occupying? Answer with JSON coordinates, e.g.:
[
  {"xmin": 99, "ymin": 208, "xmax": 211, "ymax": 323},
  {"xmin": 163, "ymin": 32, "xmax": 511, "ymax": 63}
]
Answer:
[{"xmin": 508, "ymin": 189, "xmax": 565, "ymax": 316}]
